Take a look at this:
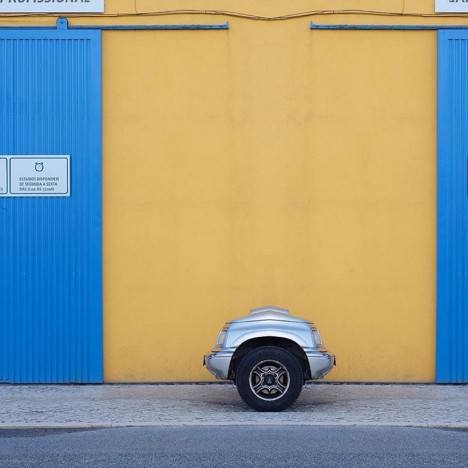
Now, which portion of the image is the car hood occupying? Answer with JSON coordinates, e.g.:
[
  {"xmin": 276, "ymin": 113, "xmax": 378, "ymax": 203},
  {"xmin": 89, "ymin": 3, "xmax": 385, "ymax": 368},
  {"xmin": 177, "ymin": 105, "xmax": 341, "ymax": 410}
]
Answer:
[{"xmin": 228, "ymin": 306, "xmax": 312, "ymax": 325}]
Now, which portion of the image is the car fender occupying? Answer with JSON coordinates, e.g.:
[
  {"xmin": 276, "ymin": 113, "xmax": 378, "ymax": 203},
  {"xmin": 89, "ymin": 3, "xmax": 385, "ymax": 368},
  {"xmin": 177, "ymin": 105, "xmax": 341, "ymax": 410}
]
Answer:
[{"xmin": 228, "ymin": 330, "xmax": 309, "ymax": 349}]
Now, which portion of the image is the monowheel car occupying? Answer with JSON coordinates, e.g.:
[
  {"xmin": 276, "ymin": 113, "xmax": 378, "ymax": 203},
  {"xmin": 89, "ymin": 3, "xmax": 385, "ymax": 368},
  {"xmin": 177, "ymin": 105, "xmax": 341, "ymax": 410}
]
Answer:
[{"xmin": 204, "ymin": 306, "xmax": 335, "ymax": 412}]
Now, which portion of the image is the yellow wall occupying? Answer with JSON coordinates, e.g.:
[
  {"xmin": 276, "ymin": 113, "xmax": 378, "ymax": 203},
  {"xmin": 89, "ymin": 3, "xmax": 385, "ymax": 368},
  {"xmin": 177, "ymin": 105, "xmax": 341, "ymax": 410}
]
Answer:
[
  {"xmin": 102, "ymin": 18, "xmax": 436, "ymax": 382},
  {"xmin": 1, "ymin": 1, "xmax": 446, "ymax": 381}
]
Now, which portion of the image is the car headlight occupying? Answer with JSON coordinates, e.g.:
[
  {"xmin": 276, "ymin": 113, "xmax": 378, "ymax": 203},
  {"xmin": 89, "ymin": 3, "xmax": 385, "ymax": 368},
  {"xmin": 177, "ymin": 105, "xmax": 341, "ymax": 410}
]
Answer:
[
  {"xmin": 216, "ymin": 328, "xmax": 228, "ymax": 347},
  {"xmin": 311, "ymin": 329, "xmax": 323, "ymax": 347}
]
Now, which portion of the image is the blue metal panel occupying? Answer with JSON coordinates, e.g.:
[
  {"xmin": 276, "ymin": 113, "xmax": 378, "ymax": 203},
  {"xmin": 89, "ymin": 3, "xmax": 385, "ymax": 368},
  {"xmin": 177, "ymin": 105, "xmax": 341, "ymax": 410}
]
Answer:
[
  {"xmin": 437, "ymin": 30, "xmax": 468, "ymax": 383},
  {"xmin": 0, "ymin": 28, "xmax": 102, "ymax": 383}
]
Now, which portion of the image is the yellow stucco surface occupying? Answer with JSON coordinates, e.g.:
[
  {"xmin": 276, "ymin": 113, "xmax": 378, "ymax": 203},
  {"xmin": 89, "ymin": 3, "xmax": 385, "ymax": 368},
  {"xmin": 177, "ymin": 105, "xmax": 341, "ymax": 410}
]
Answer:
[
  {"xmin": 0, "ymin": 1, "xmax": 439, "ymax": 381},
  {"xmin": 101, "ymin": 15, "xmax": 436, "ymax": 382}
]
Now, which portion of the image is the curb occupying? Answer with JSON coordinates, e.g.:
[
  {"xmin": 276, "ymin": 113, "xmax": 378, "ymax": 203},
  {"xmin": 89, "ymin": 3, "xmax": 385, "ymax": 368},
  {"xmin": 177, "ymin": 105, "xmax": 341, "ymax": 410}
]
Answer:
[{"xmin": 1, "ymin": 422, "xmax": 468, "ymax": 430}]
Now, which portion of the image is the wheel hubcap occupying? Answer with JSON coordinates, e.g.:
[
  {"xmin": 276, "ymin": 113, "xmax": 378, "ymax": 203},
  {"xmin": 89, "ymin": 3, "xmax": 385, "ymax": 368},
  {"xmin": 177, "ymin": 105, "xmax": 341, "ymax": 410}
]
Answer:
[{"xmin": 249, "ymin": 359, "xmax": 290, "ymax": 401}]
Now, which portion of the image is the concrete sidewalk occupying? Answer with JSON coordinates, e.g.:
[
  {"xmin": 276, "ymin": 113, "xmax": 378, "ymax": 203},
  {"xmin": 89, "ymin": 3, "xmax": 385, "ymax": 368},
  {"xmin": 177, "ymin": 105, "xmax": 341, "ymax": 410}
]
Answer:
[{"xmin": 0, "ymin": 383, "xmax": 467, "ymax": 429}]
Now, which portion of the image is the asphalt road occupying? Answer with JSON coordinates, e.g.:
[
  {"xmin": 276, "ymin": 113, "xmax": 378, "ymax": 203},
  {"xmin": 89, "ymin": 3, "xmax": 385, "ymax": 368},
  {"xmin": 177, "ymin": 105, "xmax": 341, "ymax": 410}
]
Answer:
[{"xmin": 0, "ymin": 426, "xmax": 467, "ymax": 467}]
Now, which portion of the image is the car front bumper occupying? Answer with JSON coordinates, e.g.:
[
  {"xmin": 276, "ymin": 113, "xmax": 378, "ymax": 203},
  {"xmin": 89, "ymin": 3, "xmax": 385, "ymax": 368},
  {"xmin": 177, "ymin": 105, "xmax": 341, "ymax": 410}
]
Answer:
[
  {"xmin": 305, "ymin": 348, "xmax": 335, "ymax": 379},
  {"xmin": 204, "ymin": 347, "xmax": 335, "ymax": 381},
  {"xmin": 204, "ymin": 348, "xmax": 234, "ymax": 380}
]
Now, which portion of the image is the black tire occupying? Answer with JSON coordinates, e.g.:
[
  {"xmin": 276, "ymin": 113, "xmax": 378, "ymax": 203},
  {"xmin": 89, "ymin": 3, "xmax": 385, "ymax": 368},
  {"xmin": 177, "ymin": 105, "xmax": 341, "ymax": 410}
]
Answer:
[{"xmin": 235, "ymin": 346, "xmax": 304, "ymax": 412}]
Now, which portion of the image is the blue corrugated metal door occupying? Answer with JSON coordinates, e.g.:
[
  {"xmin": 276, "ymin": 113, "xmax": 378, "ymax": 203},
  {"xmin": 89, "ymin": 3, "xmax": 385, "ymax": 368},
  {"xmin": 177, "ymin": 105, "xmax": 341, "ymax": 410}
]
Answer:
[
  {"xmin": 437, "ymin": 30, "xmax": 468, "ymax": 383},
  {"xmin": 0, "ymin": 27, "xmax": 102, "ymax": 383}
]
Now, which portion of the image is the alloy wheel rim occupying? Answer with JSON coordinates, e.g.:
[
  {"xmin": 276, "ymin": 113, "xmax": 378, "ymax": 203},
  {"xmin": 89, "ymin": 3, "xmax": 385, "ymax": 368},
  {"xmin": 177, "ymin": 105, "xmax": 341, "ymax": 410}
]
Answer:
[{"xmin": 248, "ymin": 359, "xmax": 290, "ymax": 401}]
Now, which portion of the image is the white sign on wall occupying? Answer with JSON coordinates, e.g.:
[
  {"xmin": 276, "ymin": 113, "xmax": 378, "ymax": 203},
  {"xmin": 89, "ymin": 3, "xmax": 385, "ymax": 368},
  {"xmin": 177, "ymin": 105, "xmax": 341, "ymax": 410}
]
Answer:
[
  {"xmin": 0, "ymin": 155, "xmax": 70, "ymax": 197},
  {"xmin": 436, "ymin": 0, "xmax": 468, "ymax": 13},
  {"xmin": 0, "ymin": 158, "xmax": 7, "ymax": 194},
  {"xmin": 0, "ymin": 0, "xmax": 104, "ymax": 13}
]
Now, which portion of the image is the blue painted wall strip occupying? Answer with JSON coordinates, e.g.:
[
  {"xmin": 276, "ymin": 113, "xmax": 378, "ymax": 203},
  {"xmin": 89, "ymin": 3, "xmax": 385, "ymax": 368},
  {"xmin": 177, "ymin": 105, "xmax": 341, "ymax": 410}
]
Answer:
[
  {"xmin": 436, "ymin": 29, "xmax": 468, "ymax": 383},
  {"xmin": 311, "ymin": 22, "xmax": 468, "ymax": 30},
  {"xmin": 0, "ymin": 28, "xmax": 103, "ymax": 383}
]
